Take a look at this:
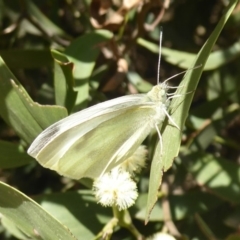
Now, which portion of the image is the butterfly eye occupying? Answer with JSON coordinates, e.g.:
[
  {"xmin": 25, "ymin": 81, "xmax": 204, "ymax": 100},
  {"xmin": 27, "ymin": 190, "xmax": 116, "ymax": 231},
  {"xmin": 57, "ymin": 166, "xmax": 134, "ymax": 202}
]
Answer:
[{"xmin": 160, "ymin": 89, "xmax": 166, "ymax": 97}]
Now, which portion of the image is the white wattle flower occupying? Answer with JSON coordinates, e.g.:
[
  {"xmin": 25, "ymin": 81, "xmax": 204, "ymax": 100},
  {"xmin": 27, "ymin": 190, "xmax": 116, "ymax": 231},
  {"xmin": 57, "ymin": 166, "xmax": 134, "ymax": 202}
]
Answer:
[
  {"xmin": 148, "ymin": 233, "xmax": 176, "ymax": 240},
  {"xmin": 93, "ymin": 168, "xmax": 138, "ymax": 210},
  {"xmin": 119, "ymin": 145, "xmax": 148, "ymax": 175}
]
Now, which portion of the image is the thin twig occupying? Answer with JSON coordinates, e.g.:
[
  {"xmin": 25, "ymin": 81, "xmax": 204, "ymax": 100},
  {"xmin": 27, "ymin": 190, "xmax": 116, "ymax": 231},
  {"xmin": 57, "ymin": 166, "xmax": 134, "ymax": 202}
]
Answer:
[
  {"xmin": 161, "ymin": 181, "xmax": 182, "ymax": 238},
  {"xmin": 144, "ymin": 0, "xmax": 170, "ymax": 32}
]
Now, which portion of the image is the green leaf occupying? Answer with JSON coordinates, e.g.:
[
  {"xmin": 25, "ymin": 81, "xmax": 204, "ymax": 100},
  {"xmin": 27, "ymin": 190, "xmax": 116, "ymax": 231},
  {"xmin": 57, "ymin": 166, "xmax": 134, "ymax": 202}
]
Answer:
[
  {"xmin": 51, "ymin": 49, "xmax": 78, "ymax": 113},
  {"xmin": 1, "ymin": 216, "xmax": 29, "ymax": 239},
  {"xmin": 137, "ymin": 35, "xmax": 240, "ymax": 71},
  {"xmin": 186, "ymin": 152, "xmax": 240, "ymax": 204},
  {"xmin": 0, "ymin": 56, "xmax": 68, "ymax": 144},
  {"xmin": 5, "ymin": 0, "xmax": 68, "ymax": 37},
  {"xmin": 134, "ymin": 190, "xmax": 222, "ymax": 222},
  {"xmin": 0, "ymin": 181, "xmax": 77, "ymax": 240},
  {"xmin": 15, "ymin": 0, "xmax": 69, "ymax": 38},
  {"xmin": 65, "ymin": 30, "xmax": 113, "ymax": 109},
  {"xmin": 127, "ymin": 71, "xmax": 153, "ymax": 93},
  {"xmin": 145, "ymin": 0, "xmax": 238, "ymax": 223},
  {"xmin": 35, "ymin": 190, "xmax": 112, "ymax": 239},
  {"xmin": 25, "ymin": 0, "xmax": 67, "ymax": 36},
  {"xmin": 195, "ymin": 214, "xmax": 217, "ymax": 239},
  {"xmin": 0, "ymin": 140, "xmax": 32, "ymax": 168}
]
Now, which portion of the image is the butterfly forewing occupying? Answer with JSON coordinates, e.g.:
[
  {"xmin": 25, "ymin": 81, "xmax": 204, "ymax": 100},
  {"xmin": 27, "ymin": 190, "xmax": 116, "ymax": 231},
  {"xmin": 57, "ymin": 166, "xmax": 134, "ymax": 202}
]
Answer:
[
  {"xmin": 28, "ymin": 94, "xmax": 146, "ymax": 158},
  {"xmin": 57, "ymin": 106, "xmax": 158, "ymax": 179},
  {"xmin": 28, "ymin": 93, "xmax": 162, "ymax": 179}
]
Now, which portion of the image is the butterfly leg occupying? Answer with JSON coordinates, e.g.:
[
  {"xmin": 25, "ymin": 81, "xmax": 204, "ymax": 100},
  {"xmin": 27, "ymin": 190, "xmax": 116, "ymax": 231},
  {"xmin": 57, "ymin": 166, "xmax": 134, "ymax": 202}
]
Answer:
[
  {"xmin": 163, "ymin": 108, "xmax": 180, "ymax": 130},
  {"xmin": 155, "ymin": 123, "xmax": 163, "ymax": 156}
]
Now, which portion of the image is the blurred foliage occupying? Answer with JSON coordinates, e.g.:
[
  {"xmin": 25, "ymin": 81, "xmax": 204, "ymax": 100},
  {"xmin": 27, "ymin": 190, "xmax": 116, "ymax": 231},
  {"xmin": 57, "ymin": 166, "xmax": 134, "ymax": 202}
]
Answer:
[{"xmin": 0, "ymin": 0, "xmax": 240, "ymax": 239}]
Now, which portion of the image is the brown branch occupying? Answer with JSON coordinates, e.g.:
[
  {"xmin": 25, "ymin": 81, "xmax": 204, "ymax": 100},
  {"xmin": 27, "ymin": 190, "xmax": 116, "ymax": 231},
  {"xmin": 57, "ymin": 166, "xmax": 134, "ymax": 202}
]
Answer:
[
  {"xmin": 161, "ymin": 181, "xmax": 182, "ymax": 238},
  {"xmin": 144, "ymin": 0, "xmax": 170, "ymax": 32}
]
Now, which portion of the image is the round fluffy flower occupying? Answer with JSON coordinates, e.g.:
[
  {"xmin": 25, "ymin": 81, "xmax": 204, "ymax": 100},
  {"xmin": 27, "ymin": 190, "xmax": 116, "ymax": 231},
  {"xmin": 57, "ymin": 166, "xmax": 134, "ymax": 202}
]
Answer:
[
  {"xmin": 119, "ymin": 145, "xmax": 148, "ymax": 175},
  {"xmin": 148, "ymin": 233, "xmax": 176, "ymax": 240},
  {"xmin": 93, "ymin": 168, "xmax": 138, "ymax": 210}
]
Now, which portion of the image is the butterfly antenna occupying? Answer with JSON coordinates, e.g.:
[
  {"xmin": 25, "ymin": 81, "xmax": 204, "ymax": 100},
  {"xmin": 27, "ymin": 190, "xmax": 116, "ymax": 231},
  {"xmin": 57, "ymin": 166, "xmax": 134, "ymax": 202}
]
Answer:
[
  {"xmin": 163, "ymin": 64, "xmax": 202, "ymax": 84},
  {"xmin": 157, "ymin": 28, "xmax": 163, "ymax": 85}
]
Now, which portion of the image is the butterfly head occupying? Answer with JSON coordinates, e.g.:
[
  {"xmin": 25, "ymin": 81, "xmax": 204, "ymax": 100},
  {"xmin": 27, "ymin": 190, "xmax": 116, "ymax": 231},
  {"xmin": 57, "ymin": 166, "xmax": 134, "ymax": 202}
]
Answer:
[{"xmin": 147, "ymin": 83, "xmax": 168, "ymax": 104}]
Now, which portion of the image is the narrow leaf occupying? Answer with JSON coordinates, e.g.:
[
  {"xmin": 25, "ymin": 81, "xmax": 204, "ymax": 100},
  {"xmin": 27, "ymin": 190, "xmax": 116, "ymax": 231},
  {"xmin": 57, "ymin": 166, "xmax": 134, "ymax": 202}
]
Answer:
[
  {"xmin": 52, "ymin": 49, "xmax": 78, "ymax": 113},
  {"xmin": 0, "ymin": 56, "xmax": 67, "ymax": 144},
  {"xmin": 146, "ymin": 0, "xmax": 238, "ymax": 223},
  {"xmin": 65, "ymin": 30, "xmax": 113, "ymax": 109},
  {"xmin": 0, "ymin": 140, "xmax": 32, "ymax": 168},
  {"xmin": 0, "ymin": 181, "xmax": 77, "ymax": 240}
]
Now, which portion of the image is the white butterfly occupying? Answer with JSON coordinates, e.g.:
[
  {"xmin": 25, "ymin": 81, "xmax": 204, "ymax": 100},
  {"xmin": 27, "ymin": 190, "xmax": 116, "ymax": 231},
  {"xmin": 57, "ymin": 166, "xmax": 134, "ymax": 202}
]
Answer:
[{"xmin": 27, "ymin": 32, "xmax": 179, "ymax": 180}]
